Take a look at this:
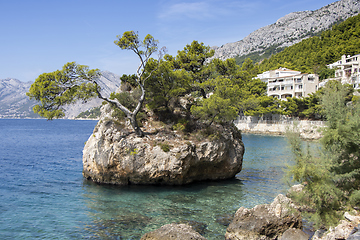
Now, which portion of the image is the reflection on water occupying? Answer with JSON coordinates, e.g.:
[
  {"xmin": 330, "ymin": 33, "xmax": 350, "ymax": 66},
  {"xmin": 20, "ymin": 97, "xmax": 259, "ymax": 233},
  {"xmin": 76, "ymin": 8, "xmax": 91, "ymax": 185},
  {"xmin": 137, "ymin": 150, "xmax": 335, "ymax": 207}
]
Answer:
[{"xmin": 80, "ymin": 133, "xmax": 294, "ymax": 239}]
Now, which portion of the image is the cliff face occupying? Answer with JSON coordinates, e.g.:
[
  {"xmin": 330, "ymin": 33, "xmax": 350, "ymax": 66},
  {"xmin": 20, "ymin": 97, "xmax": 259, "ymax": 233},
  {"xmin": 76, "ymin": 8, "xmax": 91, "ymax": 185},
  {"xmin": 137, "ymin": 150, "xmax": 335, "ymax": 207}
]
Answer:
[
  {"xmin": 82, "ymin": 104, "xmax": 244, "ymax": 185},
  {"xmin": 212, "ymin": 0, "xmax": 360, "ymax": 61},
  {"xmin": 0, "ymin": 78, "xmax": 37, "ymax": 118}
]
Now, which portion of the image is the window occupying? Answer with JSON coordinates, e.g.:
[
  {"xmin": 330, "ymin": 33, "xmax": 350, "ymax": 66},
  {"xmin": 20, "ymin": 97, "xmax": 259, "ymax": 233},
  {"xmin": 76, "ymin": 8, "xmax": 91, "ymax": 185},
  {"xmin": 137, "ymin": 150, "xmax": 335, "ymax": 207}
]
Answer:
[{"xmin": 298, "ymin": 85, "xmax": 303, "ymax": 89}]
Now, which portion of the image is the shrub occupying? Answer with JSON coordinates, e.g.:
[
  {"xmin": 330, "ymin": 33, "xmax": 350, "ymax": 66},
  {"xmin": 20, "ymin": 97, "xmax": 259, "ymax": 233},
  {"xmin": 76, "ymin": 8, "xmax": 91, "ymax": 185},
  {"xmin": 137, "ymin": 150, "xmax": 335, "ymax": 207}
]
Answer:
[{"xmin": 158, "ymin": 143, "xmax": 171, "ymax": 152}]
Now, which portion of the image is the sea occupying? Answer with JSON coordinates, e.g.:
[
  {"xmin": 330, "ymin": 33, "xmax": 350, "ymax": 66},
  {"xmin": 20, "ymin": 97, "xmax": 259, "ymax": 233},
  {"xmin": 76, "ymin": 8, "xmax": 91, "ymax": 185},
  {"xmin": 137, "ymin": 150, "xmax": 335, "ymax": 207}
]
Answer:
[{"xmin": 0, "ymin": 119, "xmax": 295, "ymax": 239}]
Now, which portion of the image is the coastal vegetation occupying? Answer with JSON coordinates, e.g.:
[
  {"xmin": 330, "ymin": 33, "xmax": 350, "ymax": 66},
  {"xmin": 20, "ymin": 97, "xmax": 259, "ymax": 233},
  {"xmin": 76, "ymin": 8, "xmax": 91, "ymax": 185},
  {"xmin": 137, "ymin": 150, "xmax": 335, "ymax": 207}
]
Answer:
[
  {"xmin": 286, "ymin": 82, "xmax": 360, "ymax": 227},
  {"xmin": 26, "ymin": 31, "xmax": 270, "ymax": 137}
]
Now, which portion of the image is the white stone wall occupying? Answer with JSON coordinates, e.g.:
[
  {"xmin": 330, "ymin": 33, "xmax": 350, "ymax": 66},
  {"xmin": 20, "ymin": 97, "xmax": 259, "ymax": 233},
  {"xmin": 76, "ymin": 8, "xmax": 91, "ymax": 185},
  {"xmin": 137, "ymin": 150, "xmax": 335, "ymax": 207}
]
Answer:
[{"xmin": 234, "ymin": 117, "xmax": 325, "ymax": 140}]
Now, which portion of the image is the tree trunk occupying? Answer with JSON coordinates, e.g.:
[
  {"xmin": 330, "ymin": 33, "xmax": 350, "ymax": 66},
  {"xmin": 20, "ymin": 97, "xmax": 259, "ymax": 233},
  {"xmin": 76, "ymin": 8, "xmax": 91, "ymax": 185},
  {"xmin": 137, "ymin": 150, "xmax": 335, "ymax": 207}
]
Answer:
[{"xmin": 129, "ymin": 114, "xmax": 144, "ymax": 137}]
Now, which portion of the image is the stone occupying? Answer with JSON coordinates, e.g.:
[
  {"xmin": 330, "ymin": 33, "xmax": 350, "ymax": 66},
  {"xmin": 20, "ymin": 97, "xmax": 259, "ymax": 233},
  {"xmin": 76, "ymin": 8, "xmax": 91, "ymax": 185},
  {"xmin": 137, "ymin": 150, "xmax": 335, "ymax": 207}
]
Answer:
[
  {"xmin": 140, "ymin": 223, "xmax": 207, "ymax": 240},
  {"xmin": 345, "ymin": 212, "xmax": 360, "ymax": 224},
  {"xmin": 225, "ymin": 194, "xmax": 302, "ymax": 240},
  {"xmin": 82, "ymin": 104, "xmax": 244, "ymax": 185},
  {"xmin": 280, "ymin": 228, "xmax": 309, "ymax": 240},
  {"xmin": 312, "ymin": 212, "xmax": 360, "ymax": 240},
  {"xmin": 287, "ymin": 184, "xmax": 304, "ymax": 197},
  {"xmin": 347, "ymin": 224, "xmax": 360, "ymax": 240}
]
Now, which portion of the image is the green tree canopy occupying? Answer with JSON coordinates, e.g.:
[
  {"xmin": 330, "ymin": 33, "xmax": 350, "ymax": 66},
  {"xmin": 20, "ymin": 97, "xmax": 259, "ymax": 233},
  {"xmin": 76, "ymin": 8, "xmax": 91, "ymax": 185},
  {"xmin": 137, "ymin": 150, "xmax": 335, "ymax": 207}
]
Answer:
[
  {"xmin": 27, "ymin": 62, "xmax": 101, "ymax": 119},
  {"xmin": 28, "ymin": 31, "xmax": 162, "ymax": 137}
]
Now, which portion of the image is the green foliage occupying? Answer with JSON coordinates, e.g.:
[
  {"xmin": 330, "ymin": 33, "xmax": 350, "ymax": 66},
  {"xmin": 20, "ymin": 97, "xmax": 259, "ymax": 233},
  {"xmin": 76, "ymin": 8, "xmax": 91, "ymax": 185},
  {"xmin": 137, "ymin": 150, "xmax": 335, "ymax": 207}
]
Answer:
[
  {"xmin": 173, "ymin": 119, "xmax": 189, "ymax": 132},
  {"xmin": 279, "ymin": 91, "xmax": 324, "ymax": 119},
  {"xmin": 130, "ymin": 148, "xmax": 139, "ymax": 156},
  {"xmin": 120, "ymin": 74, "xmax": 138, "ymax": 91},
  {"xmin": 27, "ymin": 62, "xmax": 101, "ymax": 119},
  {"xmin": 349, "ymin": 190, "xmax": 360, "ymax": 207},
  {"xmin": 191, "ymin": 94, "xmax": 238, "ymax": 125},
  {"xmin": 144, "ymin": 57, "xmax": 192, "ymax": 113},
  {"xmin": 173, "ymin": 40, "xmax": 215, "ymax": 98},
  {"xmin": 197, "ymin": 125, "xmax": 222, "ymax": 141},
  {"xmin": 259, "ymin": 14, "xmax": 360, "ymax": 74},
  {"xmin": 76, "ymin": 106, "xmax": 101, "ymax": 119},
  {"xmin": 318, "ymin": 67, "xmax": 335, "ymax": 81},
  {"xmin": 235, "ymin": 44, "xmax": 286, "ymax": 66},
  {"xmin": 320, "ymin": 84, "xmax": 360, "ymax": 193},
  {"xmin": 157, "ymin": 143, "xmax": 171, "ymax": 152},
  {"xmin": 286, "ymin": 83, "xmax": 360, "ymax": 227},
  {"xmin": 114, "ymin": 31, "xmax": 158, "ymax": 58},
  {"xmin": 244, "ymin": 95, "xmax": 282, "ymax": 116},
  {"xmin": 110, "ymin": 90, "xmax": 140, "ymax": 112}
]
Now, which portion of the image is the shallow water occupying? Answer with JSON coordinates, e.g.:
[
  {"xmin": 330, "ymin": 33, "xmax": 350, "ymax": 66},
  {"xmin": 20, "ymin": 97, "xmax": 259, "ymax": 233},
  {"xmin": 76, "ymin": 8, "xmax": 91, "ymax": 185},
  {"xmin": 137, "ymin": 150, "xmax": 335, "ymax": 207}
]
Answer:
[{"xmin": 0, "ymin": 119, "xmax": 293, "ymax": 239}]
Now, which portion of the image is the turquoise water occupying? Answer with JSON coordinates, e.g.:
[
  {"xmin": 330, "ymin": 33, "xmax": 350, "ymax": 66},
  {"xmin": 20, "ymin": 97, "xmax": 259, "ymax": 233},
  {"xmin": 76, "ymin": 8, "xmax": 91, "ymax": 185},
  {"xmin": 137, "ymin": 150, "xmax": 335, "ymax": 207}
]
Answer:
[{"xmin": 0, "ymin": 119, "xmax": 293, "ymax": 239}]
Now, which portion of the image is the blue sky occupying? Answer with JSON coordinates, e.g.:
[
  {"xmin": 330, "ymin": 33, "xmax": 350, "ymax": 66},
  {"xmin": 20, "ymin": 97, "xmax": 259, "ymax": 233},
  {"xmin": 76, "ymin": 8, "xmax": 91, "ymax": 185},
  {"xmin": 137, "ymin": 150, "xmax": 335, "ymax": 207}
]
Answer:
[{"xmin": 1, "ymin": 0, "xmax": 336, "ymax": 82}]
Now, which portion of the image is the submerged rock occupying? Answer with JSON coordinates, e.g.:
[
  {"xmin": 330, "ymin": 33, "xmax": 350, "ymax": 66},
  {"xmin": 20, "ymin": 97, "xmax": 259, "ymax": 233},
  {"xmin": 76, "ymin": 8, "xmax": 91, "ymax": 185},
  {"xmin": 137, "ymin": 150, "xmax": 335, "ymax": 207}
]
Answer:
[
  {"xmin": 82, "ymin": 105, "xmax": 244, "ymax": 185},
  {"xmin": 225, "ymin": 194, "xmax": 302, "ymax": 240},
  {"xmin": 280, "ymin": 228, "xmax": 309, "ymax": 240},
  {"xmin": 140, "ymin": 223, "xmax": 207, "ymax": 240}
]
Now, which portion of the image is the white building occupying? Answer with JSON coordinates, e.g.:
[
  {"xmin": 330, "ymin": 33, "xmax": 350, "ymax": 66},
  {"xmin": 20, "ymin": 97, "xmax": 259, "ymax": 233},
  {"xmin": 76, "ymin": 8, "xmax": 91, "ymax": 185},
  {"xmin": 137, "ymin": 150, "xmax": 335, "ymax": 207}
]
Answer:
[
  {"xmin": 256, "ymin": 68, "xmax": 319, "ymax": 99},
  {"xmin": 326, "ymin": 54, "xmax": 360, "ymax": 89}
]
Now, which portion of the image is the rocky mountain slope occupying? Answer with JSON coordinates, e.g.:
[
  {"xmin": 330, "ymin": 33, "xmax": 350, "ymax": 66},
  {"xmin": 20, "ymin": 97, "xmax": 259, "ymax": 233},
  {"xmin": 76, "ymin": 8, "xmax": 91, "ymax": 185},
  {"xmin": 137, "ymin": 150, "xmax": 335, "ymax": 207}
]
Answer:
[
  {"xmin": 212, "ymin": 0, "xmax": 359, "ymax": 61},
  {"xmin": 0, "ymin": 71, "xmax": 121, "ymax": 119}
]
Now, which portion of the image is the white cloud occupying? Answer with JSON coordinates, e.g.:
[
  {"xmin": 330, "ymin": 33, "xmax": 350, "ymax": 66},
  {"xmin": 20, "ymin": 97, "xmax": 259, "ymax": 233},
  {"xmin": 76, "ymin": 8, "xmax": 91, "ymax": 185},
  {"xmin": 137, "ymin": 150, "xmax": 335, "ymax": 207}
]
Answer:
[
  {"xmin": 158, "ymin": 0, "xmax": 260, "ymax": 21},
  {"xmin": 158, "ymin": 1, "xmax": 212, "ymax": 20}
]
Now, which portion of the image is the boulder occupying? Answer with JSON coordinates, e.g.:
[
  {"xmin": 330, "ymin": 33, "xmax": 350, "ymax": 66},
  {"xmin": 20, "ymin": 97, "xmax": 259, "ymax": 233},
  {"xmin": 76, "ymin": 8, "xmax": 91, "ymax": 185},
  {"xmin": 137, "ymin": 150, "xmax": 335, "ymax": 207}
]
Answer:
[
  {"xmin": 225, "ymin": 194, "xmax": 302, "ymax": 240},
  {"xmin": 347, "ymin": 224, "xmax": 360, "ymax": 240},
  {"xmin": 140, "ymin": 223, "xmax": 207, "ymax": 240},
  {"xmin": 82, "ymin": 104, "xmax": 244, "ymax": 185},
  {"xmin": 312, "ymin": 212, "xmax": 360, "ymax": 240},
  {"xmin": 280, "ymin": 228, "xmax": 309, "ymax": 240}
]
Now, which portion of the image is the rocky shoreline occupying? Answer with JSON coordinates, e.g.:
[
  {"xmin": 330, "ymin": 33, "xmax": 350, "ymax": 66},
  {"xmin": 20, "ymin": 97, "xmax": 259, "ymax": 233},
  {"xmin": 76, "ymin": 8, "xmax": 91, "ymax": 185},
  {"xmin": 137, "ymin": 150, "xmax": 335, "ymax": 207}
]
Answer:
[{"xmin": 140, "ymin": 190, "xmax": 360, "ymax": 240}]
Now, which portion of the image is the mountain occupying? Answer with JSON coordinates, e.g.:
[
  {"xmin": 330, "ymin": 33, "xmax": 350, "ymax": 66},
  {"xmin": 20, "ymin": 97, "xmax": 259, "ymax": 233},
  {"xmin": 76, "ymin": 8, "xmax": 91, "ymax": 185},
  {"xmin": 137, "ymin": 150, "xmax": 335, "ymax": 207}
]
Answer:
[
  {"xmin": 0, "ymin": 71, "xmax": 121, "ymax": 119},
  {"xmin": 212, "ymin": 0, "xmax": 359, "ymax": 62},
  {"xmin": 0, "ymin": 79, "xmax": 38, "ymax": 118}
]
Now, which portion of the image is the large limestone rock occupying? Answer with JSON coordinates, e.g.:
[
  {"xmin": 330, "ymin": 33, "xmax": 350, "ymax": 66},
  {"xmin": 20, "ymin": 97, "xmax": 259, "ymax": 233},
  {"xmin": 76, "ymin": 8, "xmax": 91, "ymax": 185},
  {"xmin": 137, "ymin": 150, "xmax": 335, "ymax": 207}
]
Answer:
[
  {"xmin": 225, "ymin": 194, "xmax": 303, "ymax": 240},
  {"xmin": 82, "ymin": 105, "xmax": 244, "ymax": 185},
  {"xmin": 140, "ymin": 223, "xmax": 207, "ymax": 240}
]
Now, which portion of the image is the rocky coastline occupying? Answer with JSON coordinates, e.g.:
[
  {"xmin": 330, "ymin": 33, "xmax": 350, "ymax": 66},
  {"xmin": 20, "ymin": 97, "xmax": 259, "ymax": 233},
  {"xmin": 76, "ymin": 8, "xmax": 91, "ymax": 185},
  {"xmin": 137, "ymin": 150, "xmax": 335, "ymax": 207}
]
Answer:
[
  {"xmin": 140, "ymin": 190, "xmax": 360, "ymax": 240},
  {"xmin": 81, "ymin": 105, "xmax": 359, "ymax": 239}
]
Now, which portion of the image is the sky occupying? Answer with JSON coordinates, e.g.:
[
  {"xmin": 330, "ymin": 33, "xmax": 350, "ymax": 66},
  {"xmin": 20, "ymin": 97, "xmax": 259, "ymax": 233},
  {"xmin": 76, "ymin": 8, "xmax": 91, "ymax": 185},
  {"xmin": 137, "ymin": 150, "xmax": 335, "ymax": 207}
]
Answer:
[{"xmin": 0, "ymin": 0, "xmax": 337, "ymax": 82}]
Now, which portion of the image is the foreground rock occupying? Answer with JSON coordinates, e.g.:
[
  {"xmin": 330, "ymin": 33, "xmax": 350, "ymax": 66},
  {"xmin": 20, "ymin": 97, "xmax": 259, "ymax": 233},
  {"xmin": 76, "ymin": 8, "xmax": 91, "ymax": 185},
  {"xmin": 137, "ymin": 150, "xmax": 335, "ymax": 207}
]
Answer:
[
  {"xmin": 312, "ymin": 212, "xmax": 360, "ymax": 240},
  {"xmin": 82, "ymin": 105, "xmax": 244, "ymax": 185},
  {"xmin": 140, "ymin": 223, "xmax": 207, "ymax": 240},
  {"xmin": 225, "ymin": 194, "xmax": 303, "ymax": 240}
]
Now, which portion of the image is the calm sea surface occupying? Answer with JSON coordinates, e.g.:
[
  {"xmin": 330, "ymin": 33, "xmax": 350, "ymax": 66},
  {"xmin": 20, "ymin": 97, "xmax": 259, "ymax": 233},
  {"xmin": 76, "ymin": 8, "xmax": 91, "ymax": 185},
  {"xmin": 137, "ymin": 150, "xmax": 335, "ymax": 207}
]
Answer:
[{"xmin": 0, "ymin": 119, "xmax": 294, "ymax": 239}]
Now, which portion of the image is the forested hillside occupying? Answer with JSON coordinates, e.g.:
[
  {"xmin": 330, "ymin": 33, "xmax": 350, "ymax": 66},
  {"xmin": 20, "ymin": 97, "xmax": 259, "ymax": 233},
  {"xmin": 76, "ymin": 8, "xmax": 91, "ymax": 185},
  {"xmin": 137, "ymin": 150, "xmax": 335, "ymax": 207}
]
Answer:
[
  {"xmin": 214, "ymin": 0, "xmax": 359, "ymax": 63},
  {"xmin": 258, "ymin": 14, "xmax": 360, "ymax": 75}
]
